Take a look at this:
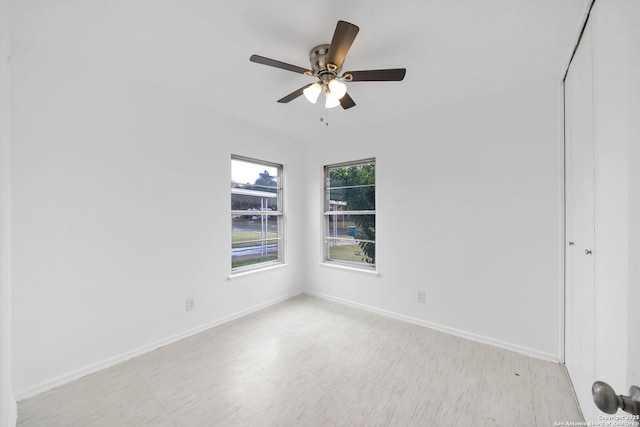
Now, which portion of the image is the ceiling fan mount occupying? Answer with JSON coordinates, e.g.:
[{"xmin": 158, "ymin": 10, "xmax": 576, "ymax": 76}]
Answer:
[{"xmin": 250, "ymin": 21, "xmax": 406, "ymax": 110}]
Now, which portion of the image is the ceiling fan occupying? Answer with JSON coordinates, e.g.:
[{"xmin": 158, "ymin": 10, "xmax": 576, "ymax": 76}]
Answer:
[{"xmin": 250, "ymin": 20, "xmax": 406, "ymax": 110}]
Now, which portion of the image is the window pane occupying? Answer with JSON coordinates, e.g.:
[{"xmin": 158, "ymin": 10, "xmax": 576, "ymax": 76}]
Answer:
[
  {"xmin": 231, "ymin": 191, "xmax": 279, "ymax": 211},
  {"xmin": 232, "ymin": 215, "xmax": 279, "ymax": 243},
  {"xmin": 231, "ymin": 159, "xmax": 278, "ymax": 191},
  {"xmin": 232, "ymin": 239, "xmax": 280, "ymax": 268},
  {"xmin": 328, "ymin": 163, "xmax": 375, "ymax": 188},
  {"xmin": 327, "ymin": 214, "xmax": 375, "ymax": 241},
  {"xmin": 326, "ymin": 239, "xmax": 375, "ymax": 265},
  {"xmin": 328, "ymin": 186, "xmax": 375, "ymax": 210},
  {"xmin": 231, "ymin": 159, "xmax": 280, "ymax": 211}
]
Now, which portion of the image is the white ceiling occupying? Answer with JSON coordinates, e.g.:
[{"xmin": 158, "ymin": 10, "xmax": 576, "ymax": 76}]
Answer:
[{"xmin": 11, "ymin": 0, "xmax": 589, "ymax": 140}]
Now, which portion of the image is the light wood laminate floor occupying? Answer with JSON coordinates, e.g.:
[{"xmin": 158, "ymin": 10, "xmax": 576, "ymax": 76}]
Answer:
[{"xmin": 18, "ymin": 294, "xmax": 582, "ymax": 426}]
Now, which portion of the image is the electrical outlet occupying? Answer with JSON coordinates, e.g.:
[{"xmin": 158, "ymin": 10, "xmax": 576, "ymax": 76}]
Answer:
[
  {"xmin": 186, "ymin": 297, "xmax": 195, "ymax": 311},
  {"xmin": 417, "ymin": 291, "xmax": 425, "ymax": 303}
]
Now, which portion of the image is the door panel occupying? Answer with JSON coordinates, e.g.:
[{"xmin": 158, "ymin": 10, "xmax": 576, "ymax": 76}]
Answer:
[{"xmin": 564, "ymin": 23, "xmax": 596, "ymax": 421}]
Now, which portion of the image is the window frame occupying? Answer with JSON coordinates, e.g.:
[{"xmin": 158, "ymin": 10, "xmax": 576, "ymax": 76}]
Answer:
[
  {"xmin": 231, "ymin": 155, "xmax": 284, "ymax": 274},
  {"xmin": 323, "ymin": 158, "xmax": 376, "ymax": 270}
]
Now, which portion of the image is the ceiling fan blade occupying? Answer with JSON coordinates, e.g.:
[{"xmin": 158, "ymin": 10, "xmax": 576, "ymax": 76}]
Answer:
[
  {"xmin": 277, "ymin": 84, "xmax": 313, "ymax": 103},
  {"xmin": 326, "ymin": 21, "xmax": 359, "ymax": 70},
  {"xmin": 345, "ymin": 68, "xmax": 407, "ymax": 82},
  {"xmin": 340, "ymin": 92, "xmax": 356, "ymax": 110},
  {"xmin": 250, "ymin": 55, "xmax": 312, "ymax": 75}
]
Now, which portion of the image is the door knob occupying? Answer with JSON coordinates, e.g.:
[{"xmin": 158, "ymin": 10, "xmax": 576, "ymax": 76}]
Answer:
[
  {"xmin": 569, "ymin": 241, "xmax": 575, "ymax": 246},
  {"xmin": 592, "ymin": 381, "xmax": 640, "ymax": 416},
  {"xmin": 585, "ymin": 249, "xmax": 592, "ymax": 255}
]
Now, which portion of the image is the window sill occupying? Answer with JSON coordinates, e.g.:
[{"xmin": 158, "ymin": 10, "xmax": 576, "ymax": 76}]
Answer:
[
  {"xmin": 227, "ymin": 263, "xmax": 288, "ymax": 281},
  {"xmin": 319, "ymin": 262, "xmax": 380, "ymax": 276}
]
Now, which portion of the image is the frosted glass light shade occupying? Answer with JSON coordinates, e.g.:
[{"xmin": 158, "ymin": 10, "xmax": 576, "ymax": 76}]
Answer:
[
  {"xmin": 325, "ymin": 91, "xmax": 341, "ymax": 109},
  {"xmin": 303, "ymin": 83, "xmax": 322, "ymax": 103},
  {"xmin": 328, "ymin": 79, "xmax": 347, "ymax": 100}
]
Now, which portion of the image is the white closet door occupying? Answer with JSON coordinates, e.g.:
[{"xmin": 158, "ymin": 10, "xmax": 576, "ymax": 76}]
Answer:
[{"xmin": 564, "ymin": 22, "xmax": 596, "ymax": 421}]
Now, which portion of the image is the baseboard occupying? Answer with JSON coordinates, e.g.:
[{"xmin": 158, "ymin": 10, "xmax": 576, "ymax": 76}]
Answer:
[
  {"xmin": 15, "ymin": 293, "xmax": 298, "ymax": 401},
  {"xmin": 304, "ymin": 290, "xmax": 560, "ymax": 363}
]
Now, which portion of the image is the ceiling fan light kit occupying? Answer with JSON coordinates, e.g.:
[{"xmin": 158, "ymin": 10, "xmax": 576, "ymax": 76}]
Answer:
[
  {"xmin": 324, "ymin": 93, "xmax": 342, "ymax": 109},
  {"xmin": 303, "ymin": 82, "xmax": 322, "ymax": 104},
  {"xmin": 250, "ymin": 20, "xmax": 406, "ymax": 111}
]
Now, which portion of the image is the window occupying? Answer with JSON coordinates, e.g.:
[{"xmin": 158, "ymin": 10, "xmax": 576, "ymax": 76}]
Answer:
[
  {"xmin": 324, "ymin": 159, "xmax": 376, "ymax": 269},
  {"xmin": 231, "ymin": 156, "xmax": 283, "ymax": 272}
]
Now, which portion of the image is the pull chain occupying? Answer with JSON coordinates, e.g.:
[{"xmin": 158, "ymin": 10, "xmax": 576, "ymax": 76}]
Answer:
[
  {"xmin": 317, "ymin": 90, "xmax": 330, "ymax": 126},
  {"xmin": 319, "ymin": 105, "xmax": 329, "ymax": 126}
]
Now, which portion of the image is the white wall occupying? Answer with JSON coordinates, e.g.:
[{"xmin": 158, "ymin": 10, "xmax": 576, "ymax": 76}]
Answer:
[
  {"xmin": 303, "ymin": 78, "xmax": 563, "ymax": 360},
  {"xmin": 10, "ymin": 49, "xmax": 305, "ymax": 398},
  {"xmin": 1, "ymin": 0, "xmax": 16, "ymax": 423}
]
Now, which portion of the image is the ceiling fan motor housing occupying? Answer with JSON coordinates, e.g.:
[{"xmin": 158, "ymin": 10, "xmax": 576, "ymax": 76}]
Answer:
[{"xmin": 309, "ymin": 44, "xmax": 339, "ymax": 82}]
